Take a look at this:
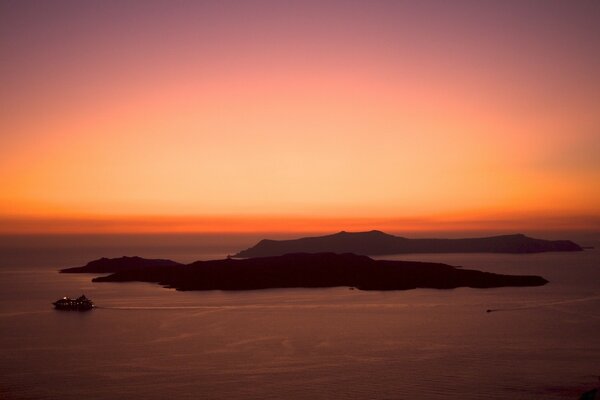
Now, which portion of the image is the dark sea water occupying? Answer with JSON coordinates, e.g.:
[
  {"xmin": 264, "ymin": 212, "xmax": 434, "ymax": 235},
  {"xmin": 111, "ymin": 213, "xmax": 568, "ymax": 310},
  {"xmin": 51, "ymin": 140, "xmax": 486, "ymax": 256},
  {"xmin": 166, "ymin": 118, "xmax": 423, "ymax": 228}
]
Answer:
[{"xmin": 1, "ymin": 233, "xmax": 599, "ymax": 399}]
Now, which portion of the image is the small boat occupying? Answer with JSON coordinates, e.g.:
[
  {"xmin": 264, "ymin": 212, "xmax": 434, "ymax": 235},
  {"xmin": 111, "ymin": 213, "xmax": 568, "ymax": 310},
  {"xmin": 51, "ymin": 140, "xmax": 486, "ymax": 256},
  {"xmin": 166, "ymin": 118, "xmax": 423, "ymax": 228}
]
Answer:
[{"xmin": 53, "ymin": 295, "xmax": 95, "ymax": 311}]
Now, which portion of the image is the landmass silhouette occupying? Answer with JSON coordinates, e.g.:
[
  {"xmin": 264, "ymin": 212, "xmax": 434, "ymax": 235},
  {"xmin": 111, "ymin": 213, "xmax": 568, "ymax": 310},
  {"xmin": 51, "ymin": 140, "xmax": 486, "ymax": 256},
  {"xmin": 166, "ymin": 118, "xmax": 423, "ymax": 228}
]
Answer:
[
  {"xmin": 62, "ymin": 253, "xmax": 548, "ymax": 292},
  {"xmin": 61, "ymin": 256, "xmax": 183, "ymax": 273},
  {"xmin": 234, "ymin": 231, "xmax": 583, "ymax": 258}
]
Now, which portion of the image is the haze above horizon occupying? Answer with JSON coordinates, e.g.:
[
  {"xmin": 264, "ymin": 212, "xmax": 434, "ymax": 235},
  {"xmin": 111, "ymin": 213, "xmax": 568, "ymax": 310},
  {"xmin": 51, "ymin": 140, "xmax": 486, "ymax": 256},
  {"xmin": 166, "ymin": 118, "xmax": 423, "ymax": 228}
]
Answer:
[{"xmin": 1, "ymin": 1, "xmax": 599, "ymax": 233}]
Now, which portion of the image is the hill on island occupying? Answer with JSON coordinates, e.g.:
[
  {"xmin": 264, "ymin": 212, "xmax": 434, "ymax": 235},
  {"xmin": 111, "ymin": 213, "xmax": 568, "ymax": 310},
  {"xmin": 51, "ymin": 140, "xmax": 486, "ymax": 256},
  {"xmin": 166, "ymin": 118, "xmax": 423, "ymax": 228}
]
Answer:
[
  {"xmin": 61, "ymin": 256, "xmax": 183, "ymax": 273},
  {"xmin": 233, "ymin": 231, "xmax": 583, "ymax": 258},
  {"xmin": 62, "ymin": 253, "xmax": 548, "ymax": 292}
]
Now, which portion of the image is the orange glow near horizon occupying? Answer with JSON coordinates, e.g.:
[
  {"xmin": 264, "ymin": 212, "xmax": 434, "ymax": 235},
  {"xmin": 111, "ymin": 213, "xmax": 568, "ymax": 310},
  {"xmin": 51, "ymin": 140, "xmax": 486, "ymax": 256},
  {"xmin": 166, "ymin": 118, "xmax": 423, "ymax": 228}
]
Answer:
[
  {"xmin": 1, "ymin": 2, "xmax": 599, "ymax": 234},
  {"xmin": 2, "ymin": 213, "xmax": 598, "ymax": 235}
]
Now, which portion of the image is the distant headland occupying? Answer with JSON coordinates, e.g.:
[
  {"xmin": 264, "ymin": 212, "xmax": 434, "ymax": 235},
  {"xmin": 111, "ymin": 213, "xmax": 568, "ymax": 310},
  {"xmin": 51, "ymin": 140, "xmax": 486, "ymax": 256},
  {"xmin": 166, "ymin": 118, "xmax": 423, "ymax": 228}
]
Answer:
[
  {"xmin": 61, "ymin": 253, "xmax": 548, "ymax": 292},
  {"xmin": 233, "ymin": 231, "xmax": 583, "ymax": 258},
  {"xmin": 61, "ymin": 256, "xmax": 183, "ymax": 273}
]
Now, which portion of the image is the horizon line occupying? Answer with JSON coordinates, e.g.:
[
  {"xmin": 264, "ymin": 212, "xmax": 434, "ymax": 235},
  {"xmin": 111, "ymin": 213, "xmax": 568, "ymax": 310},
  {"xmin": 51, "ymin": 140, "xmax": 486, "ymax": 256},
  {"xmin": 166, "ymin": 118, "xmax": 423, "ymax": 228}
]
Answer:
[{"xmin": 1, "ymin": 213, "xmax": 598, "ymax": 234}]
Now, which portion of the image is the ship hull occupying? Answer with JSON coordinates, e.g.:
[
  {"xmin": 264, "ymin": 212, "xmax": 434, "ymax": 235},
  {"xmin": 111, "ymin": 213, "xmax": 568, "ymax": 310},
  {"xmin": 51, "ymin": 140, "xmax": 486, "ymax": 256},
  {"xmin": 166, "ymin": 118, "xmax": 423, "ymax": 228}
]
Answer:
[{"xmin": 53, "ymin": 303, "xmax": 94, "ymax": 311}]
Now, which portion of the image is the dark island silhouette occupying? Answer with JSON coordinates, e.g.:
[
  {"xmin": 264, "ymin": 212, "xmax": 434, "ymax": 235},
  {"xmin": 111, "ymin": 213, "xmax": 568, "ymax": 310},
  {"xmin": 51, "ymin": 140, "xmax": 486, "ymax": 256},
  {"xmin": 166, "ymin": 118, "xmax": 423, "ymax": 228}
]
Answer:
[
  {"xmin": 233, "ymin": 231, "xmax": 583, "ymax": 258},
  {"xmin": 61, "ymin": 256, "xmax": 183, "ymax": 273},
  {"xmin": 61, "ymin": 253, "xmax": 548, "ymax": 292}
]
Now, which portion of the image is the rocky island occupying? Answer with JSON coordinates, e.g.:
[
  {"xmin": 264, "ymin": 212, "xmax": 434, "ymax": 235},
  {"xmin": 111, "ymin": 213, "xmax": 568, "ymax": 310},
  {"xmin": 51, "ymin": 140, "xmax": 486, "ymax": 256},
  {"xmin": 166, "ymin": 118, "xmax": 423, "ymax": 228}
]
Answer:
[
  {"xmin": 61, "ymin": 256, "xmax": 183, "ymax": 273},
  {"xmin": 61, "ymin": 253, "xmax": 548, "ymax": 291},
  {"xmin": 234, "ymin": 231, "xmax": 583, "ymax": 258}
]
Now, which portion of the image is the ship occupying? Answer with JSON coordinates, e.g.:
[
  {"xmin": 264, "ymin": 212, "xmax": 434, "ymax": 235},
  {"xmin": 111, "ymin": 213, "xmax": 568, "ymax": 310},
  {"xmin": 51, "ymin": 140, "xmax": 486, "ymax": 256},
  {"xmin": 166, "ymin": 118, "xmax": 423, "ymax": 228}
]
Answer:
[{"xmin": 53, "ymin": 295, "xmax": 95, "ymax": 311}]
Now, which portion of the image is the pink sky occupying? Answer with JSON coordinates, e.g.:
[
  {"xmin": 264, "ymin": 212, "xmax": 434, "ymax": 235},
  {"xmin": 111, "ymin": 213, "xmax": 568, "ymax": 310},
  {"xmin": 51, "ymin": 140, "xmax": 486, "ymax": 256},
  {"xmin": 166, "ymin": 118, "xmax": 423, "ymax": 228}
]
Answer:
[{"xmin": 1, "ymin": 1, "xmax": 599, "ymax": 233}]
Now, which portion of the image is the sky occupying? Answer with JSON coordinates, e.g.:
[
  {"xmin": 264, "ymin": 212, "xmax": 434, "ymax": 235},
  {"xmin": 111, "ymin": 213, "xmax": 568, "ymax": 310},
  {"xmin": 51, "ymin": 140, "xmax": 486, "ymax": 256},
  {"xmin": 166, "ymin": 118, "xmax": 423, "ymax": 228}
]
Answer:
[{"xmin": 1, "ymin": 0, "xmax": 599, "ymax": 233}]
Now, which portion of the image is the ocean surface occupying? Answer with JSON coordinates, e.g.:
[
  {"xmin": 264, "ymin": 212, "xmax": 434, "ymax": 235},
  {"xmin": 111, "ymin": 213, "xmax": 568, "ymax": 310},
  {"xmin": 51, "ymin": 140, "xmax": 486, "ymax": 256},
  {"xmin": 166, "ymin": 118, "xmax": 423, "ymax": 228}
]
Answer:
[{"xmin": 1, "ymin": 233, "xmax": 599, "ymax": 399}]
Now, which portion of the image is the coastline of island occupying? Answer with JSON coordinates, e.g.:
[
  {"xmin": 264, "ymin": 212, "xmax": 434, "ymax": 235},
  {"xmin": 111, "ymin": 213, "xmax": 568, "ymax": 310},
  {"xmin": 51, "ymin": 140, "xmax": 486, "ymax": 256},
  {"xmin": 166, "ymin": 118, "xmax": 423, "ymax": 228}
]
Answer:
[
  {"xmin": 61, "ymin": 253, "xmax": 548, "ymax": 292},
  {"xmin": 234, "ymin": 231, "xmax": 583, "ymax": 258}
]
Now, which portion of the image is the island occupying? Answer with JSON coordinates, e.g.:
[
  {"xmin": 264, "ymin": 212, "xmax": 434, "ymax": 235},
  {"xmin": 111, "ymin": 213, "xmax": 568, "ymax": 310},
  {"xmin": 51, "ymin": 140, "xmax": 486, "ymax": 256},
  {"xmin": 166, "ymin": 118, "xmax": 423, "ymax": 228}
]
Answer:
[
  {"xmin": 61, "ymin": 253, "xmax": 548, "ymax": 291},
  {"xmin": 61, "ymin": 256, "xmax": 183, "ymax": 274},
  {"xmin": 233, "ymin": 231, "xmax": 583, "ymax": 258}
]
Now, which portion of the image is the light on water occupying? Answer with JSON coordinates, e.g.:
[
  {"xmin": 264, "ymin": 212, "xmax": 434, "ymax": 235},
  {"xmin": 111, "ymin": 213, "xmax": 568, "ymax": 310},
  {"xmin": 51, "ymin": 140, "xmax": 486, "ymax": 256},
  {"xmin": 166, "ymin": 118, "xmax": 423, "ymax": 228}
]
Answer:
[{"xmin": 1, "ymin": 235, "xmax": 599, "ymax": 399}]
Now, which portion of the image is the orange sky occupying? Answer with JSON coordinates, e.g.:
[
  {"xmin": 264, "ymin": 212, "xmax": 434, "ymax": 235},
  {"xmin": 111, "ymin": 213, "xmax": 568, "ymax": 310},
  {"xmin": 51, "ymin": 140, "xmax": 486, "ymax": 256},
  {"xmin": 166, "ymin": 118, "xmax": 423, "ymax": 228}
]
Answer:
[{"xmin": 1, "ymin": 1, "xmax": 599, "ymax": 233}]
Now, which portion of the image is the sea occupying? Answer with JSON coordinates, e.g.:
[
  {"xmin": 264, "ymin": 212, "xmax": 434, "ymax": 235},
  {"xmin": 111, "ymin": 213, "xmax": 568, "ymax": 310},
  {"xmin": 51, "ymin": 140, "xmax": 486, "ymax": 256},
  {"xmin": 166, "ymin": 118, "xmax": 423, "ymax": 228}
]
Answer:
[{"xmin": 1, "ymin": 232, "xmax": 599, "ymax": 400}]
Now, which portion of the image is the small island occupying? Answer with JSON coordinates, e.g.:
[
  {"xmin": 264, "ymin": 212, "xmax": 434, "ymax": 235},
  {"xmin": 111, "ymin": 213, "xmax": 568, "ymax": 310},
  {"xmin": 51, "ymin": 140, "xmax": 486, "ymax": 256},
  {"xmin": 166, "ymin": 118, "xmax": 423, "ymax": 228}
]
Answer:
[
  {"xmin": 61, "ymin": 256, "xmax": 183, "ymax": 274},
  {"xmin": 234, "ymin": 231, "xmax": 583, "ymax": 258},
  {"xmin": 61, "ymin": 253, "xmax": 548, "ymax": 292}
]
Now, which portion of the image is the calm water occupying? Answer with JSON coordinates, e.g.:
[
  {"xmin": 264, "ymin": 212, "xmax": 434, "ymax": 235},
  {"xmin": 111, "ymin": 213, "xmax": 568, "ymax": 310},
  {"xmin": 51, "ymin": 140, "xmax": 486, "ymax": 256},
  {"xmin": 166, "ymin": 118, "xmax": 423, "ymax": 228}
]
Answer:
[{"xmin": 1, "ymin": 234, "xmax": 599, "ymax": 399}]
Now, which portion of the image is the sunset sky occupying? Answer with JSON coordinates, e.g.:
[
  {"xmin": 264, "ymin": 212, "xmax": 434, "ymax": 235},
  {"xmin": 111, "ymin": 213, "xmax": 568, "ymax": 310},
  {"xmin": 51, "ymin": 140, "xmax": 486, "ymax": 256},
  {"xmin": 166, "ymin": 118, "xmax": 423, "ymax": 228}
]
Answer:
[{"xmin": 1, "ymin": 0, "xmax": 599, "ymax": 233}]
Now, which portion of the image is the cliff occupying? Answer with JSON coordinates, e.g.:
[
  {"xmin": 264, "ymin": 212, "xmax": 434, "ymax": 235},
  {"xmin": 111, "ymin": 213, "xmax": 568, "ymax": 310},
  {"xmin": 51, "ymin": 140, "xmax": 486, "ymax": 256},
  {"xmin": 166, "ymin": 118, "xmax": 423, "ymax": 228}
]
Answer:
[{"xmin": 234, "ymin": 231, "xmax": 583, "ymax": 258}]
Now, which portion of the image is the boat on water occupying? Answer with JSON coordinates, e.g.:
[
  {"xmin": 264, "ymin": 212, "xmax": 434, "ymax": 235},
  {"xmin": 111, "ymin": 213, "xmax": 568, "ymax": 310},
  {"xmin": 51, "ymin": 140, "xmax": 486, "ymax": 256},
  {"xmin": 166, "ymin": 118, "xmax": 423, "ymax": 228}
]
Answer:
[{"xmin": 53, "ymin": 295, "xmax": 95, "ymax": 311}]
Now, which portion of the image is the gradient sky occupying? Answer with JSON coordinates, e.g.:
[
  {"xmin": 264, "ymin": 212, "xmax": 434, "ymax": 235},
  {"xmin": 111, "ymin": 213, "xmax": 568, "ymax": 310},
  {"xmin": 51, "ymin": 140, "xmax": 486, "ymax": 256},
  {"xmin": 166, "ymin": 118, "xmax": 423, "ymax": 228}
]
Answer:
[{"xmin": 1, "ymin": 0, "xmax": 599, "ymax": 233}]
